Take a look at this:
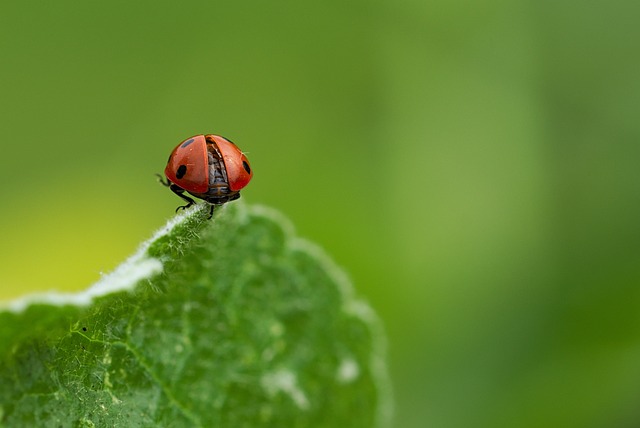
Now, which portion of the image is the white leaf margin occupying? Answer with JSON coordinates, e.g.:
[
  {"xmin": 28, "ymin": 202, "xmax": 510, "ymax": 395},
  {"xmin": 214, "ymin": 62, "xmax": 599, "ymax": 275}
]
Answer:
[{"xmin": 0, "ymin": 205, "xmax": 203, "ymax": 313}]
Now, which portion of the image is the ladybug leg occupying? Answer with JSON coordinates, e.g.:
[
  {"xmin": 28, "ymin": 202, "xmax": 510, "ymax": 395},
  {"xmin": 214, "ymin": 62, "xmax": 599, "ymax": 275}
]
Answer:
[
  {"xmin": 169, "ymin": 184, "xmax": 195, "ymax": 212},
  {"xmin": 156, "ymin": 173, "xmax": 171, "ymax": 187},
  {"xmin": 207, "ymin": 204, "xmax": 215, "ymax": 219}
]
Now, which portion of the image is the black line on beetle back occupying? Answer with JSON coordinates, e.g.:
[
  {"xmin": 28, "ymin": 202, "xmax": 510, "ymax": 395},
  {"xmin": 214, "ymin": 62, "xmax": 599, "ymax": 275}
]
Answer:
[
  {"xmin": 222, "ymin": 136, "xmax": 237, "ymax": 146},
  {"xmin": 181, "ymin": 138, "xmax": 195, "ymax": 148},
  {"xmin": 176, "ymin": 164, "xmax": 187, "ymax": 179},
  {"xmin": 242, "ymin": 161, "xmax": 251, "ymax": 174}
]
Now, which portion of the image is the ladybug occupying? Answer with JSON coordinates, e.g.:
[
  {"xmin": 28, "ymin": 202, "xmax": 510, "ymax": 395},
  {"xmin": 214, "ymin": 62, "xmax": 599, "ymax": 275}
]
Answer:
[{"xmin": 159, "ymin": 134, "xmax": 253, "ymax": 218}]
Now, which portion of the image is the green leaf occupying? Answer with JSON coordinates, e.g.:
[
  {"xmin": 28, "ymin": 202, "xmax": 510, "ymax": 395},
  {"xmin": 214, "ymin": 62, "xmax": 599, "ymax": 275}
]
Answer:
[{"xmin": 0, "ymin": 203, "xmax": 391, "ymax": 427}]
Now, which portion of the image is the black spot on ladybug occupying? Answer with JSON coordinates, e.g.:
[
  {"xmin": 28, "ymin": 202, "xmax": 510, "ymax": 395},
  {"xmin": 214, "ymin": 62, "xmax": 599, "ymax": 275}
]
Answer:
[
  {"xmin": 242, "ymin": 161, "xmax": 251, "ymax": 174},
  {"xmin": 181, "ymin": 138, "xmax": 195, "ymax": 148},
  {"xmin": 176, "ymin": 164, "xmax": 187, "ymax": 179}
]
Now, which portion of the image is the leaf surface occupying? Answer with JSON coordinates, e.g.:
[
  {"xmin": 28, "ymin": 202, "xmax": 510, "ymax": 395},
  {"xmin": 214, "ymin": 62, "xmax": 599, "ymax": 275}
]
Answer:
[{"xmin": 0, "ymin": 203, "xmax": 390, "ymax": 427}]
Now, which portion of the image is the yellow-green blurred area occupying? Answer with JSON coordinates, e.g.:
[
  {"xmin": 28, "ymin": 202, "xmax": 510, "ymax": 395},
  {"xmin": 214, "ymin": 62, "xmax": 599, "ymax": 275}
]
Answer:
[{"xmin": 1, "ymin": 0, "xmax": 639, "ymax": 427}]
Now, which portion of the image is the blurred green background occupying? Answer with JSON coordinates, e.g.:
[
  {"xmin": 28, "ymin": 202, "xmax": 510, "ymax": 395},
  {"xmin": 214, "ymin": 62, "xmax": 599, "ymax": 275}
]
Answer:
[{"xmin": 1, "ymin": 1, "xmax": 640, "ymax": 427}]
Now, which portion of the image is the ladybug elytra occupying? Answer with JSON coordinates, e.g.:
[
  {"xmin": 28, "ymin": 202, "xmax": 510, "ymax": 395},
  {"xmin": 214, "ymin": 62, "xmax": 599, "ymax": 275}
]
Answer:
[{"xmin": 159, "ymin": 134, "xmax": 253, "ymax": 218}]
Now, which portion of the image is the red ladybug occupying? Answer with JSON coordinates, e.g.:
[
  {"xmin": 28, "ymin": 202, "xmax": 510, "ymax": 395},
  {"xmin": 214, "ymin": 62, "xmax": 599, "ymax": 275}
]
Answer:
[{"xmin": 159, "ymin": 134, "xmax": 253, "ymax": 218}]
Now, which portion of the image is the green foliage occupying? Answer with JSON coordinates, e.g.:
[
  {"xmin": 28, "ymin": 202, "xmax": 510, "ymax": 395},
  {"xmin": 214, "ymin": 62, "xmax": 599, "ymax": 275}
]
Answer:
[{"xmin": 0, "ymin": 203, "xmax": 390, "ymax": 427}]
